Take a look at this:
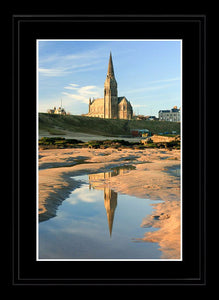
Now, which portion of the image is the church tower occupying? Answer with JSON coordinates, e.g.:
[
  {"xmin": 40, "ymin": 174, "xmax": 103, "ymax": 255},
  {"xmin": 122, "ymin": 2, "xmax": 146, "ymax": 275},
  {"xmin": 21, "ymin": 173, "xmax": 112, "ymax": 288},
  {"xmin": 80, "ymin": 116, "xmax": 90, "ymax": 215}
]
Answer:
[{"xmin": 104, "ymin": 52, "xmax": 118, "ymax": 119}]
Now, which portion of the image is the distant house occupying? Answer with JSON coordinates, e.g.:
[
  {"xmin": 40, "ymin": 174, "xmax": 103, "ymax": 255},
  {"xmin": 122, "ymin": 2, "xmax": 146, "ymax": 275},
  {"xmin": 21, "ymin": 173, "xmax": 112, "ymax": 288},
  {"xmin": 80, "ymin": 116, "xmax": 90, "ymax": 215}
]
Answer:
[
  {"xmin": 47, "ymin": 106, "xmax": 66, "ymax": 115},
  {"xmin": 145, "ymin": 115, "xmax": 157, "ymax": 121},
  {"xmin": 158, "ymin": 106, "xmax": 181, "ymax": 122},
  {"xmin": 131, "ymin": 129, "xmax": 151, "ymax": 137},
  {"xmin": 134, "ymin": 115, "xmax": 157, "ymax": 121},
  {"xmin": 135, "ymin": 115, "xmax": 147, "ymax": 120}
]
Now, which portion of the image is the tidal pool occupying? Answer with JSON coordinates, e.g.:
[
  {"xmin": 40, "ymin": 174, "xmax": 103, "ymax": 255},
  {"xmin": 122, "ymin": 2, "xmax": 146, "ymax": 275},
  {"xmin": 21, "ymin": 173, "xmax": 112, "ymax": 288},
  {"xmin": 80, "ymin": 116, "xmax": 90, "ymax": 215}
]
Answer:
[{"xmin": 38, "ymin": 167, "xmax": 163, "ymax": 260}]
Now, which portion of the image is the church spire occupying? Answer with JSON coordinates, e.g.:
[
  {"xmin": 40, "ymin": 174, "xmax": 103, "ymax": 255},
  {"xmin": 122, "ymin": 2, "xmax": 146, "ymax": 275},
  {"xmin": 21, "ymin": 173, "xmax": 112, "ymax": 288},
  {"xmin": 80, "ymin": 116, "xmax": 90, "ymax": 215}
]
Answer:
[
  {"xmin": 104, "ymin": 188, "xmax": 117, "ymax": 237},
  {"xmin": 107, "ymin": 52, "xmax": 115, "ymax": 78}
]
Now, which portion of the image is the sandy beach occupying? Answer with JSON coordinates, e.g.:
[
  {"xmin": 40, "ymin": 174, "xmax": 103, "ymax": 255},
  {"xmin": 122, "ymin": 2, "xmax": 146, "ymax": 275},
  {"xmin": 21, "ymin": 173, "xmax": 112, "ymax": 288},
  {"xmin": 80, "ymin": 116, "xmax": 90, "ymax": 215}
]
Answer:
[{"xmin": 38, "ymin": 147, "xmax": 181, "ymax": 259}]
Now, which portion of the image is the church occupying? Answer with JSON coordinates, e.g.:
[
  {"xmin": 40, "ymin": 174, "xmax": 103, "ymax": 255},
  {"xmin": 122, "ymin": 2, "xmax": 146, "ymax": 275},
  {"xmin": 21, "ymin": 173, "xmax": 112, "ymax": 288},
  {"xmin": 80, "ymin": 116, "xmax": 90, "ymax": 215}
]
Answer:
[{"xmin": 86, "ymin": 52, "xmax": 133, "ymax": 120}]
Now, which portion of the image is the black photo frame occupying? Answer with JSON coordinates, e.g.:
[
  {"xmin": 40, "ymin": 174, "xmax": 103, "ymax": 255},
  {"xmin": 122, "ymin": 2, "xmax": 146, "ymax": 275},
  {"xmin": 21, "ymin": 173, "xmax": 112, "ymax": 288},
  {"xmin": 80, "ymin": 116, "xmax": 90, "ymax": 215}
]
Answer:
[{"xmin": 11, "ymin": 14, "xmax": 207, "ymax": 286}]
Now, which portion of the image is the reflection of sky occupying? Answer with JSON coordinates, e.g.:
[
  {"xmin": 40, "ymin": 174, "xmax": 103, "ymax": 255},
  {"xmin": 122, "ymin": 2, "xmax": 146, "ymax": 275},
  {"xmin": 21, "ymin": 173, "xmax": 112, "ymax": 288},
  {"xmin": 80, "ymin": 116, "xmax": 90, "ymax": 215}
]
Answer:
[
  {"xmin": 39, "ymin": 174, "xmax": 162, "ymax": 259},
  {"xmin": 68, "ymin": 185, "xmax": 103, "ymax": 204}
]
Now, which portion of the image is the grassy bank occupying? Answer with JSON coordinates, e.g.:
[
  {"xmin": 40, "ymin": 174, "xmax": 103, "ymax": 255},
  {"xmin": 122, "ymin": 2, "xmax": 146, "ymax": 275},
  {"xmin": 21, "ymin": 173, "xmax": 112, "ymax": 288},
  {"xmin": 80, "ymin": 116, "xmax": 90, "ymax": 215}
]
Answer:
[{"xmin": 39, "ymin": 113, "xmax": 180, "ymax": 137}]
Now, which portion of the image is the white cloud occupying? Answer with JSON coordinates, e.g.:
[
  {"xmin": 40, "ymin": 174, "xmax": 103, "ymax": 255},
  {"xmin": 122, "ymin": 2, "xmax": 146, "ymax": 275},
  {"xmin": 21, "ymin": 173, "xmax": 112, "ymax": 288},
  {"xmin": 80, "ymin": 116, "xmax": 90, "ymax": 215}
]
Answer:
[
  {"xmin": 69, "ymin": 83, "xmax": 79, "ymax": 87},
  {"xmin": 126, "ymin": 77, "xmax": 180, "ymax": 95},
  {"xmin": 67, "ymin": 185, "xmax": 102, "ymax": 205},
  {"xmin": 132, "ymin": 104, "xmax": 148, "ymax": 108},
  {"xmin": 38, "ymin": 62, "xmax": 103, "ymax": 77},
  {"xmin": 63, "ymin": 86, "xmax": 78, "ymax": 90},
  {"xmin": 64, "ymin": 83, "xmax": 81, "ymax": 90},
  {"xmin": 78, "ymin": 85, "xmax": 99, "ymax": 95},
  {"xmin": 126, "ymin": 83, "xmax": 173, "ymax": 95},
  {"xmin": 147, "ymin": 77, "xmax": 180, "ymax": 85},
  {"xmin": 38, "ymin": 47, "xmax": 105, "ymax": 78},
  {"xmin": 38, "ymin": 83, "xmax": 102, "ymax": 113},
  {"xmin": 62, "ymin": 84, "xmax": 102, "ymax": 104},
  {"xmin": 62, "ymin": 92, "xmax": 87, "ymax": 102},
  {"xmin": 38, "ymin": 67, "xmax": 71, "ymax": 77}
]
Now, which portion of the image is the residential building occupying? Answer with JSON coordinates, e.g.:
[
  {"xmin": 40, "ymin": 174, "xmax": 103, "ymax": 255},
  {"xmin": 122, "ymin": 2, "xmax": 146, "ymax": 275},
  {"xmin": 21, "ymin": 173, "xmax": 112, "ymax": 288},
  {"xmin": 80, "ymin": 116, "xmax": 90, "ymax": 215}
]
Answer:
[{"xmin": 158, "ymin": 106, "xmax": 181, "ymax": 122}]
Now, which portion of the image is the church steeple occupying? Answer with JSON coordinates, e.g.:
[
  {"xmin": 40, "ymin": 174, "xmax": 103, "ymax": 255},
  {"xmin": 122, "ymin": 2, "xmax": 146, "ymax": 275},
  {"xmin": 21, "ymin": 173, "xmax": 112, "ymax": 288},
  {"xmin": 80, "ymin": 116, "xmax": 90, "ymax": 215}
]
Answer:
[
  {"xmin": 107, "ymin": 52, "xmax": 115, "ymax": 78},
  {"xmin": 104, "ymin": 188, "xmax": 117, "ymax": 237},
  {"xmin": 104, "ymin": 52, "xmax": 118, "ymax": 119}
]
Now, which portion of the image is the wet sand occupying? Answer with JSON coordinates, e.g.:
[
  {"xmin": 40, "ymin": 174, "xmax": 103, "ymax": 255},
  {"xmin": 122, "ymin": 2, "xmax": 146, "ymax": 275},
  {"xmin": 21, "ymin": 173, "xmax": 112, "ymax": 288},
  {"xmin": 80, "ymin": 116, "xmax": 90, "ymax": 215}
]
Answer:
[{"xmin": 38, "ymin": 147, "xmax": 181, "ymax": 259}]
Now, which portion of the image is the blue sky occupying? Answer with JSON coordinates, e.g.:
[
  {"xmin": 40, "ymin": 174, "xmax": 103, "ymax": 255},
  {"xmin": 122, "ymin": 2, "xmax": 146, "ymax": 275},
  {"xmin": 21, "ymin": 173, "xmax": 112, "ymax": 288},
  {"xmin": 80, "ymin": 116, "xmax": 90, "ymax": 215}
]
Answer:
[{"xmin": 37, "ymin": 40, "xmax": 182, "ymax": 117}]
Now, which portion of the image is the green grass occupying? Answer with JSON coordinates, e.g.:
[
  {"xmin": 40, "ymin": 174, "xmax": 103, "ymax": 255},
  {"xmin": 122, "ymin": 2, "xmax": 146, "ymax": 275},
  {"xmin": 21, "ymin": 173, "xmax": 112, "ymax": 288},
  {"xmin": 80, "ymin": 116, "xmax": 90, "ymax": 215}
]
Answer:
[
  {"xmin": 39, "ymin": 113, "xmax": 180, "ymax": 137},
  {"xmin": 47, "ymin": 128, "xmax": 66, "ymax": 135}
]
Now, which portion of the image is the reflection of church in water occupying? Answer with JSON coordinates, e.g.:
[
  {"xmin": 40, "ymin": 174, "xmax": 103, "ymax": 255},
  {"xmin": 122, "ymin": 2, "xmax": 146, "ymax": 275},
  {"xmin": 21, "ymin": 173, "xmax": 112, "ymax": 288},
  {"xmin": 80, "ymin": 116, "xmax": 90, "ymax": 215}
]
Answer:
[{"xmin": 88, "ymin": 171, "xmax": 118, "ymax": 237}]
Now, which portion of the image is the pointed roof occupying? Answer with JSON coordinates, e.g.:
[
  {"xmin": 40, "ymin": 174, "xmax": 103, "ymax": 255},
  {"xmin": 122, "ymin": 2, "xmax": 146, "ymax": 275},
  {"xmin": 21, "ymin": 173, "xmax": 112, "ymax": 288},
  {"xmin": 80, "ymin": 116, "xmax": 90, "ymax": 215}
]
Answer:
[
  {"xmin": 107, "ymin": 210, "xmax": 115, "ymax": 237},
  {"xmin": 107, "ymin": 52, "xmax": 115, "ymax": 78},
  {"xmin": 104, "ymin": 189, "xmax": 117, "ymax": 237}
]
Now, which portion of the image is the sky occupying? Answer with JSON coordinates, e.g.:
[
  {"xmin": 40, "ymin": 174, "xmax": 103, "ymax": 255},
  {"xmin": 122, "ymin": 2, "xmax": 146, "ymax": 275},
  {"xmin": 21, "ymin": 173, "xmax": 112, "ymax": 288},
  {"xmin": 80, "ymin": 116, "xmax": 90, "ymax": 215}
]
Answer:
[{"xmin": 37, "ymin": 40, "xmax": 182, "ymax": 117}]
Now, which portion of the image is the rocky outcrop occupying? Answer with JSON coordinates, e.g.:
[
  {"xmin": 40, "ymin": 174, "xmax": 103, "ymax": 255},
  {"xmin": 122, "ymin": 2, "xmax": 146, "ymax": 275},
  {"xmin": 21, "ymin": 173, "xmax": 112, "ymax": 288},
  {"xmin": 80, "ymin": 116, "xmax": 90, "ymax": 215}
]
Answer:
[{"xmin": 141, "ymin": 135, "xmax": 180, "ymax": 144}]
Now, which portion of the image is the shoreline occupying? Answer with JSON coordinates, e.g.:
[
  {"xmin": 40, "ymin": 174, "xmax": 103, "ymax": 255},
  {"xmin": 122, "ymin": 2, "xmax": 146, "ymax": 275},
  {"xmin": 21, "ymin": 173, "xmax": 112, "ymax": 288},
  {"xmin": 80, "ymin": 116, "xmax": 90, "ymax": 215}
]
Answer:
[{"xmin": 38, "ymin": 147, "xmax": 181, "ymax": 259}]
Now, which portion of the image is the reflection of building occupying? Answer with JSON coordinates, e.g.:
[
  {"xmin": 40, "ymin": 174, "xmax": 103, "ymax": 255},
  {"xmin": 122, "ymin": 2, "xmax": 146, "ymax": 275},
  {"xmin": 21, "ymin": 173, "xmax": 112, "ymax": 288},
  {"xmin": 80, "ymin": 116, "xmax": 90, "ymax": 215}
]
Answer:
[
  {"xmin": 104, "ymin": 189, "xmax": 117, "ymax": 237},
  {"xmin": 88, "ymin": 171, "xmax": 117, "ymax": 237}
]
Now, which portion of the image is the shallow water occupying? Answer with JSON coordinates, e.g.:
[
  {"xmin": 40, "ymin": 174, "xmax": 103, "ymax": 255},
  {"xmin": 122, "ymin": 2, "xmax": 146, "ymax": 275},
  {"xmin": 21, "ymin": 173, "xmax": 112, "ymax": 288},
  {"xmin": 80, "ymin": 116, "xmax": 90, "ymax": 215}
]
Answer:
[{"xmin": 38, "ymin": 167, "xmax": 163, "ymax": 260}]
